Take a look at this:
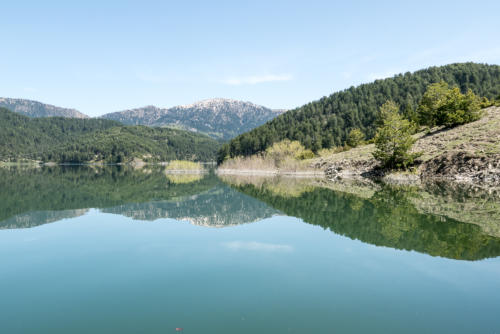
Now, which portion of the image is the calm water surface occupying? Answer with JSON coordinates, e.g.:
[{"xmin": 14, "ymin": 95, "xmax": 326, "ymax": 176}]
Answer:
[{"xmin": 0, "ymin": 166, "xmax": 499, "ymax": 334}]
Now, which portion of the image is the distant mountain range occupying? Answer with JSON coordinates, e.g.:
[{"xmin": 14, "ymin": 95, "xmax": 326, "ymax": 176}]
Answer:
[
  {"xmin": 0, "ymin": 97, "xmax": 89, "ymax": 118},
  {"xmin": 0, "ymin": 97, "xmax": 284, "ymax": 140},
  {"xmin": 101, "ymin": 98, "xmax": 285, "ymax": 139}
]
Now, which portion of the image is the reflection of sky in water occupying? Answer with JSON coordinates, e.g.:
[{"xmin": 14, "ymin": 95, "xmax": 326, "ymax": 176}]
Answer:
[
  {"xmin": 0, "ymin": 211, "xmax": 499, "ymax": 333},
  {"xmin": 223, "ymin": 240, "xmax": 293, "ymax": 252}
]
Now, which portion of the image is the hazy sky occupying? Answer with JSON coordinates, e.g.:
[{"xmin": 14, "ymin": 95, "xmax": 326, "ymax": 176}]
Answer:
[{"xmin": 1, "ymin": 0, "xmax": 500, "ymax": 116}]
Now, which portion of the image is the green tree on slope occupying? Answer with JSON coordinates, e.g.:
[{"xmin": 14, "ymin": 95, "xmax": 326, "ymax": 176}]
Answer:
[
  {"xmin": 417, "ymin": 81, "xmax": 483, "ymax": 127},
  {"xmin": 347, "ymin": 128, "xmax": 365, "ymax": 147},
  {"xmin": 373, "ymin": 101, "xmax": 420, "ymax": 169}
]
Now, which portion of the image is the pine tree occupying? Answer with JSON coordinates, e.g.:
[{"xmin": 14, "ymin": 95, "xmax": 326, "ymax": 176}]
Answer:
[{"xmin": 372, "ymin": 102, "xmax": 421, "ymax": 169}]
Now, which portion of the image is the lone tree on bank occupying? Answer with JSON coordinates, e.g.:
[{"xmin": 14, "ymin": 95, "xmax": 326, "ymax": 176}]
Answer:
[{"xmin": 372, "ymin": 101, "xmax": 420, "ymax": 169}]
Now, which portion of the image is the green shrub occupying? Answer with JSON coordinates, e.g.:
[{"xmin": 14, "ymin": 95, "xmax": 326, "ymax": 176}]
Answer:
[
  {"xmin": 479, "ymin": 97, "xmax": 493, "ymax": 108},
  {"xmin": 346, "ymin": 128, "xmax": 365, "ymax": 148},
  {"xmin": 265, "ymin": 139, "xmax": 312, "ymax": 162},
  {"xmin": 296, "ymin": 149, "xmax": 315, "ymax": 160},
  {"xmin": 417, "ymin": 82, "xmax": 483, "ymax": 128}
]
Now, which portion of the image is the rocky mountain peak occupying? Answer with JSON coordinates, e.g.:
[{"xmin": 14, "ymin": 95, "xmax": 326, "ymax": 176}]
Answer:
[
  {"xmin": 179, "ymin": 98, "xmax": 260, "ymax": 110},
  {"xmin": 0, "ymin": 98, "xmax": 89, "ymax": 119},
  {"xmin": 102, "ymin": 98, "xmax": 286, "ymax": 139}
]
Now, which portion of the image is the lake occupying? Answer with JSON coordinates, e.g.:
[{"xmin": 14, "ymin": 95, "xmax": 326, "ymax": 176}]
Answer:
[{"xmin": 1, "ymin": 166, "xmax": 499, "ymax": 334}]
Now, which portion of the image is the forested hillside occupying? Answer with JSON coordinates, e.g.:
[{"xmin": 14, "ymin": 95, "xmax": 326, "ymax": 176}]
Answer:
[
  {"xmin": 0, "ymin": 108, "xmax": 219, "ymax": 163},
  {"xmin": 218, "ymin": 63, "xmax": 500, "ymax": 162}
]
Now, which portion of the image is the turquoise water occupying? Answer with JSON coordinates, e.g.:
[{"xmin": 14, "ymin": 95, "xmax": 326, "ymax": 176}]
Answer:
[{"xmin": 0, "ymin": 167, "xmax": 499, "ymax": 333}]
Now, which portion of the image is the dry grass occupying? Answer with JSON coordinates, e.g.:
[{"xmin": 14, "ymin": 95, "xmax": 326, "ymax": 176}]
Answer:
[
  {"xmin": 165, "ymin": 160, "xmax": 203, "ymax": 171},
  {"xmin": 218, "ymin": 155, "xmax": 278, "ymax": 172},
  {"xmin": 310, "ymin": 143, "xmax": 375, "ymax": 166},
  {"xmin": 218, "ymin": 140, "xmax": 319, "ymax": 174}
]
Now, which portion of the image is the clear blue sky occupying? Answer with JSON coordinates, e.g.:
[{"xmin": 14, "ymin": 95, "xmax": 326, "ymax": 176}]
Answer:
[{"xmin": 1, "ymin": 0, "xmax": 500, "ymax": 116}]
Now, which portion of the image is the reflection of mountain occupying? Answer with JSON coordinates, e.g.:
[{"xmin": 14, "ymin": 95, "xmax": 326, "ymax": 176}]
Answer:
[
  {"xmin": 0, "ymin": 166, "xmax": 218, "ymax": 229},
  {"xmin": 102, "ymin": 186, "xmax": 279, "ymax": 227},
  {"xmin": 0, "ymin": 209, "xmax": 89, "ymax": 230},
  {"xmin": 221, "ymin": 175, "xmax": 500, "ymax": 261},
  {"xmin": 0, "ymin": 166, "xmax": 278, "ymax": 229}
]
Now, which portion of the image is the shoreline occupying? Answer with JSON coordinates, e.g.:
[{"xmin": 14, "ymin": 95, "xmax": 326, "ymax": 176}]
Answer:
[{"xmin": 216, "ymin": 169, "xmax": 324, "ymax": 177}]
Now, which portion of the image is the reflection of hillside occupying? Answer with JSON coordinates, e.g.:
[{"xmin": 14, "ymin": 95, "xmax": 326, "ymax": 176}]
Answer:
[
  {"xmin": 222, "ymin": 175, "xmax": 500, "ymax": 261},
  {"xmin": 409, "ymin": 182, "xmax": 500, "ymax": 238},
  {"xmin": 0, "ymin": 166, "xmax": 219, "ymax": 229},
  {"xmin": 102, "ymin": 186, "xmax": 280, "ymax": 227}
]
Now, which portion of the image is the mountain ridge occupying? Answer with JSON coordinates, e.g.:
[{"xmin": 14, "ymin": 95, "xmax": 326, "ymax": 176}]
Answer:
[
  {"xmin": 0, "ymin": 97, "xmax": 285, "ymax": 140},
  {"xmin": 101, "ymin": 98, "xmax": 285, "ymax": 140},
  {"xmin": 0, "ymin": 97, "xmax": 89, "ymax": 119}
]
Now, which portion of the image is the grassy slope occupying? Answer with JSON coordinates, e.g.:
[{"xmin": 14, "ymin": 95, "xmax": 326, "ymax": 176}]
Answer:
[{"xmin": 312, "ymin": 106, "xmax": 500, "ymax": 171}]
